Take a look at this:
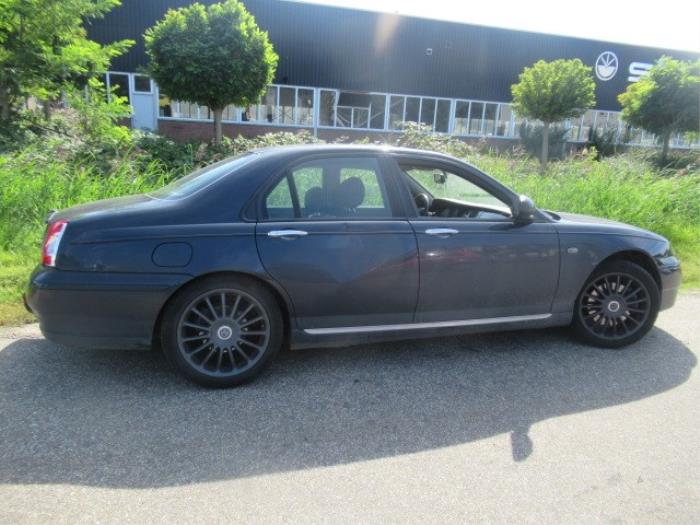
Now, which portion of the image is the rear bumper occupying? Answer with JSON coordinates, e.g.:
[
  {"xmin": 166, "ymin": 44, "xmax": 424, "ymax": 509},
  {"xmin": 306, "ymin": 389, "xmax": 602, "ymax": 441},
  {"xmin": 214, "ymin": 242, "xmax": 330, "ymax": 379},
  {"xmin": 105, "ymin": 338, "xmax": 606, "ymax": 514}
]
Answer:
[
  {"xmin": 25, "ymin": 266, "xmax": 190, "ymax": 350},
  {"xmin": 658, "ymin": 256, "xmax": 681, "ymax": 311}
]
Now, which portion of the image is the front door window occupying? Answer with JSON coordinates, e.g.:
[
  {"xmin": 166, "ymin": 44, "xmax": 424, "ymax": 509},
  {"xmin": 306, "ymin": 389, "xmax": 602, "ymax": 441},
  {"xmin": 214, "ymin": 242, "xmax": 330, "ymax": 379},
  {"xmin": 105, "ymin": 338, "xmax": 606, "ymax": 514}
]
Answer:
[{"xmin": 401, "ymin": 165, "xmax": 511, "ymax": 220}]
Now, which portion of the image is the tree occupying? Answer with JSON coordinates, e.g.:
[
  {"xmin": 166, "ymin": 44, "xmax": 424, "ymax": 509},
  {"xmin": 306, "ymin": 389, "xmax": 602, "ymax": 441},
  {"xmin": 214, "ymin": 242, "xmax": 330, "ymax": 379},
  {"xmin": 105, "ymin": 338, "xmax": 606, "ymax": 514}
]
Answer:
[
  {"xmin": 145, "ymin": 0, "xmax": 278, "ymax": 144},
  {"xmin": 511, "ymin": 59, "xmax": 596, "ymax": 170},
  {"xmin": 618, "ymin": 57, "xmax": 700, "ymax": 164},
  {"xmin": 0, "ymin": 0, "xmax": 132, "ymax": 120}
]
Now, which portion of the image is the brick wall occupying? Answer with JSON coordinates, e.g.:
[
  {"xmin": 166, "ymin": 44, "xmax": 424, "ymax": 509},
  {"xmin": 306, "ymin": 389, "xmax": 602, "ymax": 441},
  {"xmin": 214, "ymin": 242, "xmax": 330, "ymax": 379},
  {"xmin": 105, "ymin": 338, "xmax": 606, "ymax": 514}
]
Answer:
[
  {"xmin": 156, "ymin": 118, "xmax": 524, "ymax": 152},
  {"xmin": 158, "ymin": 119, "xmax": 311, "ymax": 142}
]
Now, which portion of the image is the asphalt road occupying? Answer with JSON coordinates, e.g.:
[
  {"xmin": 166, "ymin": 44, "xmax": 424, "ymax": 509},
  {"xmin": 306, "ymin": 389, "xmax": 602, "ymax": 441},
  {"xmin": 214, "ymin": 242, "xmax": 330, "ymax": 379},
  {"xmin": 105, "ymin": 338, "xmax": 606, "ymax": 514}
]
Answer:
[{"xmin": 1, "ymin": 294, "xmax": 698, "ymax": 524}]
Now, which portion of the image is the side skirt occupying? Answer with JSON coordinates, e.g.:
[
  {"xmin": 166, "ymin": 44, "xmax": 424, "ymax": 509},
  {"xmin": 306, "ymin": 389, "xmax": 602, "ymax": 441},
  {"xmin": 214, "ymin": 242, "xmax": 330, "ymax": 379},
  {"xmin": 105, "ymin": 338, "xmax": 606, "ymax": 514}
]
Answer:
[{"xmin": 290, "ymin": 312, "xmax": 573, "ymax": 350}]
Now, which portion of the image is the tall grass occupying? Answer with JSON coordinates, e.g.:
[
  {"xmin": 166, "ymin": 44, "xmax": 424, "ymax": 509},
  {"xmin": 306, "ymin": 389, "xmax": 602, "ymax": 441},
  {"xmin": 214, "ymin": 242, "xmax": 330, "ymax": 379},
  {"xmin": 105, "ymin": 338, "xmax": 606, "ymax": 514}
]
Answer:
[
  {"xmin": 0, "ymin": 153, "xmax": 169, "ymax": 253},
  {"xmin": 0, "ymin": 140, "xmax": 698, "ymax": 326},
  {"xmin": 480, "ymin": 154, "xmax": 700, "ymax": 285}
]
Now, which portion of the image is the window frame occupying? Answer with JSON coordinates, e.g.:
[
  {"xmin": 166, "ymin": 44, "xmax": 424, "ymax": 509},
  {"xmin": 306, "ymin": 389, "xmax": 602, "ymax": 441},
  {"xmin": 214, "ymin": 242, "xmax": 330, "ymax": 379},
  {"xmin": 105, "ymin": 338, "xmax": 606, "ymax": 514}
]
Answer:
[
  {"xmin": 132, "ymin": 74, "xmax": 153, "ymax": 94},
  {"xmin": 387, "ymin": 154, "xmax": 523, "ymax": 222},
  {"xmin": 254, "ymin": 153, "xmax": 407, "ymax": 222}
]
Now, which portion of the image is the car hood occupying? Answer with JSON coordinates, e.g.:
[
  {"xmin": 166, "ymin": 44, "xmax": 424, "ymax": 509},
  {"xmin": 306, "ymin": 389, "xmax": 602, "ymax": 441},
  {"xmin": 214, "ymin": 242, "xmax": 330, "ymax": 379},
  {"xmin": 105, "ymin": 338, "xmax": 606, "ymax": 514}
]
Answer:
[{"xmin": 553, "ymin": 211, "xmax": 665, "ymax": 241}]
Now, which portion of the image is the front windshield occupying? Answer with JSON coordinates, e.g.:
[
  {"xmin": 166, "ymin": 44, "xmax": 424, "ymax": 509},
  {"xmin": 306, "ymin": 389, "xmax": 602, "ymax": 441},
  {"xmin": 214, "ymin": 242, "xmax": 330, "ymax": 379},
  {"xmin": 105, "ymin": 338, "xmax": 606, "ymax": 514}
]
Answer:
[{"xmin": 149, "ymin": 152, "xmax": 257, "ymax": 200}]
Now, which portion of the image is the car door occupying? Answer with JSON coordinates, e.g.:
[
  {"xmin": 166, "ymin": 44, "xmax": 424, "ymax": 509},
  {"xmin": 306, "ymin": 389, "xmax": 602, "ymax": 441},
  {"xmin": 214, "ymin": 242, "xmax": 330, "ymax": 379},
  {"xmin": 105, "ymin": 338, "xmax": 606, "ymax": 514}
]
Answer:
[
  {"xmin": 255, "ymin": 154, "xmax": 419, "ymax": 329},
  {"xmin": 392, "ymin": 156, "xmax": 560, "ymax": 323}
]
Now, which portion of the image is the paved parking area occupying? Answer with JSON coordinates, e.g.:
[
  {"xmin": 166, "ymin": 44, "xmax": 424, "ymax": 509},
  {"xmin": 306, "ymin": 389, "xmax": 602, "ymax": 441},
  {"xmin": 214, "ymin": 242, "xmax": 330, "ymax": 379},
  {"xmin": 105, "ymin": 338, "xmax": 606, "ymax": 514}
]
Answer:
[{"xmin": 0, "ymin": 294, "xmax": 698, "ymax": 524}]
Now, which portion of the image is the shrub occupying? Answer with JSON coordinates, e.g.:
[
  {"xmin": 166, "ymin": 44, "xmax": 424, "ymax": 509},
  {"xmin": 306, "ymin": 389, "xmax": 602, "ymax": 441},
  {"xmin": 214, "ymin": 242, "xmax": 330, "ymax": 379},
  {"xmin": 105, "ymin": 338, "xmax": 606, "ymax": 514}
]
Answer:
[{"xmin": 587, "ymin": 128, "xmax": 619, "ymax": 159}]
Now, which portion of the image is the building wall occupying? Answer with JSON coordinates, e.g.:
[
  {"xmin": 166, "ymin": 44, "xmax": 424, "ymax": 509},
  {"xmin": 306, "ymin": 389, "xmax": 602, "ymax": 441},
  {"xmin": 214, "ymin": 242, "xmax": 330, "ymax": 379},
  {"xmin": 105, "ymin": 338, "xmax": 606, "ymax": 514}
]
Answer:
[{"xmin": 89, "ymin": 0, "xmax": 699, "ymax": 112}]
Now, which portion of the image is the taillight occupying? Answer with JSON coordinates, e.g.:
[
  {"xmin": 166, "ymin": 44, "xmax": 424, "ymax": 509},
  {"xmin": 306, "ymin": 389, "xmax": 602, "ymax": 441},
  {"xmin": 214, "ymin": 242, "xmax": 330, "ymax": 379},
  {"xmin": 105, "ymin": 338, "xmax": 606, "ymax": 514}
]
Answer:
[{"xmin": 42, "ymin": 220, "xmax": 68, "ymax": 267}]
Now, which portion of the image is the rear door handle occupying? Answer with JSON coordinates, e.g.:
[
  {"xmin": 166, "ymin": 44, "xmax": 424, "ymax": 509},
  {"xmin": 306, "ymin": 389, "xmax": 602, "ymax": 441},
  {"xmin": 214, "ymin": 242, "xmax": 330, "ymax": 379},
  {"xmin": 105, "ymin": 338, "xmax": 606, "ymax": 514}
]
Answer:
[
  {"xmin": 267, "ymin": 229, "xmax": 308, "ymax": 239},
  {"xmin": 425, "ymin": 228, "xmax": 459, "ymax": 237}
]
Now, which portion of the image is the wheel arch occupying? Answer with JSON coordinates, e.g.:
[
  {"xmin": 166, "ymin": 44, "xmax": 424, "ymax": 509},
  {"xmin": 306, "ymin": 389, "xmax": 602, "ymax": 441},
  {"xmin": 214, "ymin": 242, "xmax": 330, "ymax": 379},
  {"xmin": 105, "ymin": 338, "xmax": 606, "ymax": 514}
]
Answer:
[
  {"xmin": 591, "ymin": 250, "xmax": 662, "ymax": 291},
  {"xmin": 151, "ymin": 271, "xmax": 294, "ymax": 349}
]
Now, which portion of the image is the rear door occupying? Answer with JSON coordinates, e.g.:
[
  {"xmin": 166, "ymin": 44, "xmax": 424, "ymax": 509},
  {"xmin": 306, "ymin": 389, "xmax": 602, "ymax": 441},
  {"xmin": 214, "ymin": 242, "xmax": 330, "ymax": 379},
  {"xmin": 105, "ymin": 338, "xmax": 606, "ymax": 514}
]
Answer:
[
  {"xmin": 394, "ymin": 157, "xmax": 560, "ymax": 322},
  {"xmin": 255, "ymin": 154, "xmax": 419, "ymax": 329}
]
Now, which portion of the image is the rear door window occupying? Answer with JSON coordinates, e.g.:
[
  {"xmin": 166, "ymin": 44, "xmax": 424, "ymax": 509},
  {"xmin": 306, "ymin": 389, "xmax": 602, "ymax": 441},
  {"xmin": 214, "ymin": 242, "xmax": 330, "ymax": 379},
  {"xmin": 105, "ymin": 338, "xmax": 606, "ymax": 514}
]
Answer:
[{"xmin": 263, "ymin": 157, "xmax": 392, "ymax": 219}]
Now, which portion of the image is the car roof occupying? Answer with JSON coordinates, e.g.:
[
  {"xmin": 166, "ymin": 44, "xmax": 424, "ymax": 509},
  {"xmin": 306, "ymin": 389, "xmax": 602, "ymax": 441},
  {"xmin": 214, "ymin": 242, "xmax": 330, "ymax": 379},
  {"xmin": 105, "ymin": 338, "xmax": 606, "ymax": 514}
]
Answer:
[{"xmin": 248, "ymin": 143, "xmax": 463, "ymax": 163}]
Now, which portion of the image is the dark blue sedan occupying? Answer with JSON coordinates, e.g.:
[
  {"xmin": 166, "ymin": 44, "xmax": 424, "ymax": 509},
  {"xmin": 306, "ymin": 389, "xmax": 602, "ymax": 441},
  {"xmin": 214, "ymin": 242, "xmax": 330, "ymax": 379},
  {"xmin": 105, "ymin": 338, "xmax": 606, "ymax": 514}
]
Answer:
[{"xmin": 26, "ymin": 145, "xmax": 681, "ymax": 386}]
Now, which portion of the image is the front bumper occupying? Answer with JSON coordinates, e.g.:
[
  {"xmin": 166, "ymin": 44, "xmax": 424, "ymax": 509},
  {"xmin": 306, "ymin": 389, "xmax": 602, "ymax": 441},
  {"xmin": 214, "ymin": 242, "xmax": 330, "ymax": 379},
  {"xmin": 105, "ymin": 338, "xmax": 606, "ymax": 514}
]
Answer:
[
  {"xmin": 26, "ymin": 266, "xmax": 190, "ymax": 349},
  {"xmin": 657, "ymin": 255, "xmax": 681, "ymax": 311}
]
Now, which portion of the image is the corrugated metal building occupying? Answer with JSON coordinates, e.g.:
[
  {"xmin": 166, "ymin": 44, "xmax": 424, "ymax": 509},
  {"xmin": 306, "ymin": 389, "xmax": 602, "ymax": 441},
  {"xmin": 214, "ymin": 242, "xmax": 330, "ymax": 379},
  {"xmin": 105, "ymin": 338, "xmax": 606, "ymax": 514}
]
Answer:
[{"xmin": 87, "ymin": 0, "xmax": 700, "ymax": 147}]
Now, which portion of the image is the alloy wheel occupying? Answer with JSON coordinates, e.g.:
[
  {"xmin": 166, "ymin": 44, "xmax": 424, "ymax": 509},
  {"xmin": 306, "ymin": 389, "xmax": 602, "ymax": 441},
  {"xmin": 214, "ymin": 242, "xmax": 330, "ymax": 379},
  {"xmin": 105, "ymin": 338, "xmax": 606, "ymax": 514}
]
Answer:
[
  {"xmin": 578, "ymin": 272, "xmax": 651, "ymax": 341},
  {"xmin": 176, "ymin": 289, "xmax": 271, "ymax": 377}
]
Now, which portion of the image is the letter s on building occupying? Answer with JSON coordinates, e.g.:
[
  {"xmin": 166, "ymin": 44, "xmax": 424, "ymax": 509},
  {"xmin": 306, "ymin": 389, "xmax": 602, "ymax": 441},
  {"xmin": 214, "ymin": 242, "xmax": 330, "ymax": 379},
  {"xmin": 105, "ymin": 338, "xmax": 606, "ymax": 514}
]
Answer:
[{"xmin": 628, "ymin": 62, "xmax": 652, "ymax": 82}]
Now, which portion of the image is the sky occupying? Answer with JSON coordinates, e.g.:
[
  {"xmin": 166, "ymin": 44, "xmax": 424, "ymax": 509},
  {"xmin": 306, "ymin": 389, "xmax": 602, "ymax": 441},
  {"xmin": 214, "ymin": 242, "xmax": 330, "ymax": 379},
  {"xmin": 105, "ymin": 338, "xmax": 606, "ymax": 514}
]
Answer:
[{"xmin": 289, "ymin": 0, "xmax": 700, "ymax": 52}]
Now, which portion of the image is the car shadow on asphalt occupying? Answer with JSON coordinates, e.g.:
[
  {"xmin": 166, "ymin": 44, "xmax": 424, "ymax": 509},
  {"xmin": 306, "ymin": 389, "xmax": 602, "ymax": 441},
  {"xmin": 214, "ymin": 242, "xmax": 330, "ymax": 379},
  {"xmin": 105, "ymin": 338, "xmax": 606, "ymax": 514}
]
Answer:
[{"xmin": 0, "ymin": 327, "xmax": 695, "ymax": 488}]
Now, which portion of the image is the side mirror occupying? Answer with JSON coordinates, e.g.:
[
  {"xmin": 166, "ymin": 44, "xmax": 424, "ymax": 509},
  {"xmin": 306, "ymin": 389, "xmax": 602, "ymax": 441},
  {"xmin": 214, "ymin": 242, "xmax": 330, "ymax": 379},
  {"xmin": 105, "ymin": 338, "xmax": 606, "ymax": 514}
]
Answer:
[{"xmin": 511, "ymin": 195, "xmax": 536, "ymax": 223}]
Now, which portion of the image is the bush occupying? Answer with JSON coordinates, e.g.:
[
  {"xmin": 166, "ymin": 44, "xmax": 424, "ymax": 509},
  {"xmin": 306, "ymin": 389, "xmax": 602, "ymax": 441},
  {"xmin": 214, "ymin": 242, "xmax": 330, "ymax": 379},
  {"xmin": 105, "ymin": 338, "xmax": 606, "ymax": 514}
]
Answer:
[{"xmin": 587, "ymin": 128, "xmax": 619, "ymax": 159}]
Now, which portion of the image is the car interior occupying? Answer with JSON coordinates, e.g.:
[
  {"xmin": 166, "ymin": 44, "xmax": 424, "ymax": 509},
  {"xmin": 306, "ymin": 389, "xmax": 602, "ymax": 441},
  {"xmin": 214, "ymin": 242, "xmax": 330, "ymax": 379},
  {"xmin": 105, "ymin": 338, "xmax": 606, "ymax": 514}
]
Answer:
[
  {"xmin": 399, "ymin": 165, "xmax": 512, "ymax": 220},
  {"xmin": 303, "ymin": 176, "xmax": 367, "ymax": 218},
  {"xmin": 264, "ymin": 159, "xmax": 392, "ymax": 220}
]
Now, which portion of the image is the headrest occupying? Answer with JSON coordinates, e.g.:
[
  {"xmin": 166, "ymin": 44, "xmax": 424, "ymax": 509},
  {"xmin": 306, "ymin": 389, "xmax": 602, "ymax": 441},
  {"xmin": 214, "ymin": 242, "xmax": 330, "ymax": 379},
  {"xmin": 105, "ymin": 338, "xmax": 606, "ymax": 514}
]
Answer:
[
  {"xmin": 304, "ymin": 187, "xmax": 324, "ymax": 216},
  {"xmin": 335, "ymin": 177, "xmax": 365, "ymax": 209}
]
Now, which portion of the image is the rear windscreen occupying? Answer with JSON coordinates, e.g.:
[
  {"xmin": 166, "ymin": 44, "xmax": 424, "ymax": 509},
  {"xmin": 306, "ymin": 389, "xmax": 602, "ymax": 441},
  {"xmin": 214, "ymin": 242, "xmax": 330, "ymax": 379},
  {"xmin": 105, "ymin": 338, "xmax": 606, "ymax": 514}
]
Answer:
[{"xmin": 149, "ymin": 153, "xmax": 257, "ymax": 200}]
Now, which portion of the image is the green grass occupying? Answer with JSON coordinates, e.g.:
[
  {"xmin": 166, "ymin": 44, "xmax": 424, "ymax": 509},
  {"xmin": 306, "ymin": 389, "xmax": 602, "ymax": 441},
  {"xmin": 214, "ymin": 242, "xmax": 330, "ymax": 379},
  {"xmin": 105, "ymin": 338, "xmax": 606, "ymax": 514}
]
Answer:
[{"xmin": 1, "ymin": 145, "xmax": 698, "ymax": 327}]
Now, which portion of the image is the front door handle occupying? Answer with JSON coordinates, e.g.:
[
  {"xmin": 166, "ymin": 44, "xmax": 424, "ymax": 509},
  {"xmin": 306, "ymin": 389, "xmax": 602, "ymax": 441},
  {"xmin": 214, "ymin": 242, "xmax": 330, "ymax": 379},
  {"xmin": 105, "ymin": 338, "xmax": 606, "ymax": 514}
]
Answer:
[
  {"xmin": 267, "ymin": 229, "xmax": 309, "ymax": 239},
  {"xmin": 425, "ymin": 228, "xmax": 459, "ymax": 237}
]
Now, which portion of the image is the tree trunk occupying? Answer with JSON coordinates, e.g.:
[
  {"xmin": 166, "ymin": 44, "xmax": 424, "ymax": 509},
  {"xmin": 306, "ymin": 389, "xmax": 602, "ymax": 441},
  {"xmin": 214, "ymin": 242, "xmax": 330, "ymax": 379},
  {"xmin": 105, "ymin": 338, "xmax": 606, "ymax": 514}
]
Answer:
[
  {"xmin": 0, "ymin": 86, "xmax": 10, "ymax": 121},
  {"xmin": 212, "ymin": 107, "xmax": 223, "ymax": 145},
  {"xmin": 661, "ymin": 132, "xmax": 671, "ymax": 165},
  {"xmin": 42, "ymin": 99, "xmax": 52, "ymax": 120},
  {"xmin": 540, "ymin": 121, "xmax": 550, "ymax": 172}
]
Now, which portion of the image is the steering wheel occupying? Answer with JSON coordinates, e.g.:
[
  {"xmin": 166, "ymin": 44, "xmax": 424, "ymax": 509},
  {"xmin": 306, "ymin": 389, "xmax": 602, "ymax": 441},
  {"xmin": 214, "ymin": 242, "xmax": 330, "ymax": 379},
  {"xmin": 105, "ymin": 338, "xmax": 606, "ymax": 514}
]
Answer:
[{"xmin": 414, "ymin": 193, "xmax": 431, "ymax": 215}]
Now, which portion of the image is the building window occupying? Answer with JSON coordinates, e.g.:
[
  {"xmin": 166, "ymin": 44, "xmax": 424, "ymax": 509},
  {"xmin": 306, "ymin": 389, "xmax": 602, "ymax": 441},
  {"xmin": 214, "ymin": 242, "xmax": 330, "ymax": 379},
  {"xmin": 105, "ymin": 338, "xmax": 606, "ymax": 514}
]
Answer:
[
  {"xmin": 245, "ymin": 86, "xmax": 277, "ymax": 123},
  {"xmin": 319, "ymin": 91, "xmax": 388, "ymax": 130},
  {"xmin": 420, "ymin": 98, "xmax": 435, "ymax": 127},
  {"xmin": 483, "ymin": 103, "xmax": 498, "ymax": 135},
  {"xmin": 453, "ymin": 101, "xmax": 470, "ymax": 135},
  {"xmin": 140, "ymin": 74, "xmax": 698, "ymax": 149},
  {"xmin": 133, "ymin": 75, "xmax": 152, "ymax": 93},
  {"xmin": 405, "ymin": 97, "xmax": 420, "ymax": 124},
  {"xmin": 297, "ymin": 88, "xmax": 314, "ymax": 126},
  {"xmin": 319, "ymin": 90, "xmax": 337, "ymax": 126},
  {"xmin": 389, "ymin": 96, "xmax": 404, "ymax": 129},
  {"xmin": 106, "ymin": 73, "xmax": 130, "ymax": 103},
  {"xmin": 495, "ymin": 104, "xmax": 513, "ymax": 137},
  {"xmin": 435, "ymin": 100, "xmax": 451, "ymax": 133},
  {"xmin": 468, "ymin": 102, "xmax": 484, "ymax": 135},
  {"xmin": 578, "ymin": 110, "xmax": 595, "ymax": 142},
  {"xmin": 172, "ymin": 101, "xmax": 194, "ymax": 119},
  {"xmin": 278, "ymin": 87, "xmax": 295, "ymax": 125}
]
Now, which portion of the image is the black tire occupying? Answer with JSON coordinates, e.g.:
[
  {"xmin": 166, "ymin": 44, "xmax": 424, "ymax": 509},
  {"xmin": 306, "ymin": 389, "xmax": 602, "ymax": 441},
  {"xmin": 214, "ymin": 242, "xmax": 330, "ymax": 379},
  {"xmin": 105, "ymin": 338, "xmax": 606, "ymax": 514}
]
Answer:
[
  {"xmin": 572, "ymin": 260, "xmax": 660, "ymax": 348},
  {"xmin": 160, "ymin": 275, "xmax": 283, "ymax": 387}
]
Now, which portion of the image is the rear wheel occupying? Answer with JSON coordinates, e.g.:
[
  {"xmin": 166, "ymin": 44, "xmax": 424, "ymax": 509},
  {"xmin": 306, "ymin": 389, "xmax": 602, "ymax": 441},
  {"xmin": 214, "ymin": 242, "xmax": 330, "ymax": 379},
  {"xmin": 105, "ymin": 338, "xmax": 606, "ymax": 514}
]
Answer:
[
  {"xmin": 161, "ymin": 276, "xmax": 283, "ymax": 387},
  {"xmin": 572, "ymin": 260, "xmax": 659, "ymax": 348}
]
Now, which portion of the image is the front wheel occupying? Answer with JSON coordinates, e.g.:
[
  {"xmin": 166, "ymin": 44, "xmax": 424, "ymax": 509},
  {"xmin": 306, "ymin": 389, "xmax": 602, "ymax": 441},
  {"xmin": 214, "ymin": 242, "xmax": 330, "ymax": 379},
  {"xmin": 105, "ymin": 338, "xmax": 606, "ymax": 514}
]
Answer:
[
  {"xmin": 572, "ymin": 260, "xmax": 660, "ymax": 348},
  {"xmin": 161, "ymin": 276, "xmax": 283, "ymax": 387}
]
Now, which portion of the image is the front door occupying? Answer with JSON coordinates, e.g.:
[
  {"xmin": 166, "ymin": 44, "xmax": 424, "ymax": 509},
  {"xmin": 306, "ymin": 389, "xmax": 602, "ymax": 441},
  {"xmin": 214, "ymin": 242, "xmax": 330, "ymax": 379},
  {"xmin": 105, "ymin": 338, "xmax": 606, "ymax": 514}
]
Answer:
[
  {"xmin": 397, "ymin": 160, "xmax": 560, "ymax": 322},
  {"xmin": 130, "ymin": 74, "xmax": 157, "ymax": 131},
  {"xmin": 256, "ymin": 155, "xmax": 419, "ymax": 329}
]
